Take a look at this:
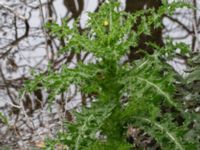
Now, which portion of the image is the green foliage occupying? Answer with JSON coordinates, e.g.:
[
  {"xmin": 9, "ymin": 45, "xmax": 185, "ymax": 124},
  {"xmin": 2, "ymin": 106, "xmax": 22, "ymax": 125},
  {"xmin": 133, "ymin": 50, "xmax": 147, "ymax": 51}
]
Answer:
[
  {"xmin": 24, "ymin": 1, "xmax": 199, "ymax": 150},
  {"xmin": 186, "ymin": 54, "xmax": 200, "ymax": 83},
  {"xmin": 176, "ymin": 53, "xmax": 200, "ymax": 113},
  {"xmin": 175, "ymin": 53, "xmax": 200, "ymax": 149},
  {"xmin": 0, "ymin": 112, "xmax": 8, "ymax": 125}
]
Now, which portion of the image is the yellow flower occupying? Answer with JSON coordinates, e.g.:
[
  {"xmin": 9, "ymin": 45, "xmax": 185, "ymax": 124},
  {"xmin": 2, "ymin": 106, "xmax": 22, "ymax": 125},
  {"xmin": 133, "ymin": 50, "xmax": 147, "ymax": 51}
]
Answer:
[{"xmin": 103, "ymin": 20, "xmax": 109, "ymax": 26}]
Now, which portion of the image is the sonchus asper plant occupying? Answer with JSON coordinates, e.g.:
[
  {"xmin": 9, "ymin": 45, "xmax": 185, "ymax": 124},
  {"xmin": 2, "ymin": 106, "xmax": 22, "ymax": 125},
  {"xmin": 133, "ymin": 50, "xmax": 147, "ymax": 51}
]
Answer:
[{"xmin": 24, "ymin": 1, "xmax": 199, "ymax": 150}]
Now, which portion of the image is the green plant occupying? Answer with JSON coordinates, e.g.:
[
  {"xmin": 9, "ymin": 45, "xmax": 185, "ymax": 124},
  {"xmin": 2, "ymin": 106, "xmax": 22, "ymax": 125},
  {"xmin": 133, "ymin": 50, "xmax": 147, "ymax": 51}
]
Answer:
[
  {"xmin": 0, "ymin": 112, "xmax": 8, "ymax": 125},
  {"xmin": 24, "ymin": 1, "xmax": 198, "ymax": 150},
  {"xmin": 175, "ymin": 53, "xmax": 200, "ymax": 149},
  {"xmin": 176, "ymin": 53, "xmax": 200, "ymax": 112}
]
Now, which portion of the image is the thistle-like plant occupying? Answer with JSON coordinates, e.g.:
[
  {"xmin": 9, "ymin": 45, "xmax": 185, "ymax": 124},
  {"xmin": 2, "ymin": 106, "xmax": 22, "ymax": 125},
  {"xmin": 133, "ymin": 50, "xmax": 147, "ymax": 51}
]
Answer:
[{"xmin": 24, "ymin": 1, "xmax": 198, "ymax": 150}]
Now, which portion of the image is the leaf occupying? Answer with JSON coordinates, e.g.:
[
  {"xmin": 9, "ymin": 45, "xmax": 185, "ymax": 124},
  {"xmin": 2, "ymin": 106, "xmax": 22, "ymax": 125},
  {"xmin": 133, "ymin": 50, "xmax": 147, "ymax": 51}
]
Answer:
[
  {"xmin": 132, "ymin": 116, "xmax": 184, "ymax": 150},
  {"xmin": 0, "ymin": 112, "xmax": 8, "ymax": 125},
  {"xmin": 186, "ymin": 69, "xmax": 200, "ymax": 83},
  {"xmin": 137, "ymin": 76, "xmax": 177, "ymax": 107}
]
